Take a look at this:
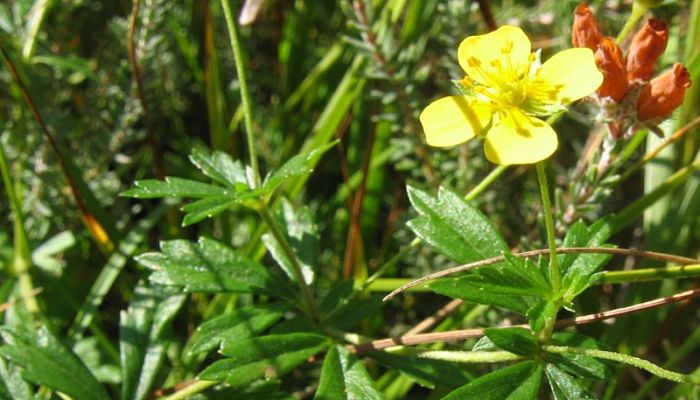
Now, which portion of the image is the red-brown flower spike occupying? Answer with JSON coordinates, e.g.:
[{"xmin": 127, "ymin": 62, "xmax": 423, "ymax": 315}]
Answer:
[
  {"xmin": 572, "ymin": 3, "xmax": 603, "ymax": 50},
  {"xmin": 626, "ymin": 19, "xmax": 669, "ymax": 82},
  {"xmin": 637, "ymin": 63, "xmax": 692, "ymax": 121},
  {"xmin": 595, "ymin": 37, "xmax": 628, "ymax": 102}
]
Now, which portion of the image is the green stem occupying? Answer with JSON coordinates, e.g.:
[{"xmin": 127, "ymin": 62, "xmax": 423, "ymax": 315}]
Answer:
[
  {"xmin": 544, "ymin": 345, "xmax": 700, "ymax": 384},
  {"xmin": 616, "ymin": 2, "xmax": 649, "ymax": 45},
  {"xmin": 465, "ymin": 165, "xmax": 508, "ymax": 201},
  {"xmin": 536, "ymin": 161, "xmax": 560, "ymax": 293},
  {"xmin": 600, "ymin": 263, "xmax": 700, "ymax": 284},
  {"xmin": 415, "ymin": 350, "xmax": 521, "ymax": 364},
  {"xmin": 0, "ymin": 141, "xmax": 39, "ymax": 315},
  {"xmin": 220, "ymin": 0, "xmax": 260, "ymax": 188},
  {"xmin": 162, "ymin": 380, "xmax": 218, "ymax": 400},
  {"xmin": 258, "ymin": 206, "xmax": 320, "ymax": 322}
]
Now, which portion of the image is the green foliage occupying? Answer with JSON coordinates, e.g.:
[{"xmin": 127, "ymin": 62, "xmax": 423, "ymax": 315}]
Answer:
[{"xmin": 0, "ymin": 0, "xmax": 698, "ymax": 398}]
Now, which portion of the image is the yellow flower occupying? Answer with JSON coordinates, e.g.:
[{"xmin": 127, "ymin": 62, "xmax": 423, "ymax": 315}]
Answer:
[{"xmin": 420, "ymin": 26, "xmax": 603, "ymax": 165}]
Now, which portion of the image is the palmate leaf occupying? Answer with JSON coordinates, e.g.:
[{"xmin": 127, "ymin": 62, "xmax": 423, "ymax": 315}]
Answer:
[
  {"xmin": 316, "ymin": 345, "xmax": 384, "ymax": 400},
  {"xmin": 199, "ymin": 333, "xmax": 330, "ymax": 387},
  {"xmin": 0, "ymin": 326, "xmax": 109, "ymax": 400},
  {"xmin": 136, "ymin": 237, "xmax": 292, "ymax": 297},
  {"xmin": 442, "ymin": 361, "xmax": 542, "ymax": 400}
]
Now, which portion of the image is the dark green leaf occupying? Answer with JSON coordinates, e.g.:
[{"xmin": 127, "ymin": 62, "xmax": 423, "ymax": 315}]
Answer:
[
  {"xmin": 262, "ymin": 199, "xmax": 319, "ymax": 284},
  {"xmin": 181, "ymin": 196, "xmax": 239, "ymax": 226},
  {"xmin": 199, "ymin": 333, "xmax": 329, "ymax": 386},
  {"xmin": 0, "ymin": 326, "xmax": 109, "ymax": 400},
  {"xmin": 189, "ymin": 148, "xmax": 249, "ymax": 189},
  {"xmin": 562, "ymin": 219, "xmax": 613, "ymax": 300},
  {"xmin": 320, "ymin": 280, "xmax": 355, "ymax": 315},
  {"xmin": 406, "ymin": 186, "xmax": 509, "ymax": 264},
  {"xmin": 442, "ymin": 361, "xmax": 540, "ymax": 400},
  {"xmin": 325, "ymin": 295, "xmax": 383, "ymax": 331},
  {"xmin": 136, "ymin": 237, "xmax": 290, "ymax": 296},
  {"xmin": 545, "ymin": 364, "xmax": 595, "ymax": 400},
  {"xmin": 484, "ymin": 327, "xmax": 538, "ymax": 357},
  {"xmin": 429, "ymin": 276, "xmax": 532, "ymax": 314},
  {"xmin": 315, "ymin": 346, "xmax": 384, "ymax": 400},
  {"xmin": 559, "ymin": 221, "xmax": 589, "ymax": 274},
  {"xmin": 505, "ymin": 364, "xmax": 543, "ymax": 400},
  {"xmin": 120, "ymin": 285, "xmax": 186, "ymax": 400},
  {"xmin": 264, "ymin": 141, "xmax": 339, "ymax": 193},
  {"xmin": 369, "ymin": 351, "xmax": 472, "ymax": 389},
  {"xmin": 121, "ymin": 177, "xmax": 229, "ymax": 199},
  {"xmin": 188, "ymin": 304, "xmax": 287, "ymax": 356},
  {"xmin": 545, "ymin": 353, "xmax": 607, "ymax": 380}
]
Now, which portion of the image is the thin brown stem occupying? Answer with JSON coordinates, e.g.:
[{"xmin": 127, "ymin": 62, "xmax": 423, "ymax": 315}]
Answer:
[
  {"xmin": 383, "ymin": 247, "xmax": 697, "ymax": 301},
  {"xmin": 475, "ymin": 0, "xmax": 497, "ymax": 31},
  {"xmin": 353, "ymin": 287, "xmax": 700, "ymax": 352}
]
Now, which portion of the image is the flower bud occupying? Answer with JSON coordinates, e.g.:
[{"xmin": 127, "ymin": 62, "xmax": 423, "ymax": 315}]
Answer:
[
  {"xmin": 572, "ymin": 3, "xmax": 603, "ymax": 51},
  {"xmin": 636, "ymin": 63, "xmax": 691, "ymax": 121},
  {"xmin": 595, "ymin": 37, "xmax": 628, "ymax": 102},
  {"xmin": 626, "ymin": 19, "xmax": 669, "ymax": 82}
]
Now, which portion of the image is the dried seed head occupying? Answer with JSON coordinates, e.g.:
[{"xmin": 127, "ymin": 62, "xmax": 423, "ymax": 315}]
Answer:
[
  {"xmin": 595, "ymin": 37, "xmax": 628, "ymax": 102},
  {"xmin": 637, "ymin": 63, "xmax": 692, "ymax": 121},
  {"xmin": 627, "ymin": 19, "xmax": 669, "ymax": 82},
  {"xmin": 572, "ymin": 3, "xmax": 603, "ymax": 51}
]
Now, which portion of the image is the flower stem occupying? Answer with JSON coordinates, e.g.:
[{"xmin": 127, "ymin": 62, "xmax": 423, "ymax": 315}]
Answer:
[
  {"xmin": 416, "ymin": 350, "xmax": 521, "ymax": 364},
  {"xmin": 616, "ymin": 2, "xmax": 649, "ymax": 45},
  {"xmin": 536, "ymin": 161, "xmax": 560, "ymax": 294},
  {"xmin": 544, "ymin": 345, "xmax": 700, "ymax": 384},
  {"xmin": 220, "ymin": 0, "xmax": 260, "ymax": 188},
  {"xmin": 258, "ymin": 205, "xmax": 320, "ymax": 322}
]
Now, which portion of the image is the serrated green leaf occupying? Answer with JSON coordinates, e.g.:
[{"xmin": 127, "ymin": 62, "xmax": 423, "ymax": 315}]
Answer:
[
  {"xmin": 189, "ymin": 147, "xmax": 249, "ymax": 188},
  {"xmin": 181, "ymin": 196, "xmax": 239, "ymax": 226},
  {"xmin": 316, "ymin": 346, "xmax": 384, "ymax": 400},
  {"xmin": 485, "ymin": 327, "xmax": 538, "ymax": 357},
  {"xmin": 120, "ymin": 285, "xmax": 185, "ymax": 400},
  {"xmin": 562, "ymin": 219, "xmax": 614, "ymax": 300},
  {"xmin": 188, "ymin": 304, "xmax": 288, "ymax": 356},
  {"xmin": 369, "ymin": 351, "xmax": 472, "ymax": 389},
  {"xmin": 406, "ymin": 186, "xmax": 509, "ymax": 264},
  {"xmin": 136, "ymin": 237, "xmax": 290, "ymax": 296},
  {"xmin": 122, "ymin": 177, "xmax": 229, "ymax": 199},
  {"xmin": 545, "ymin": 363, "xmax": 595, "ymax": 400},
  {"xmin": 442, "ymin": 361, "xmax": 540, "ymax": 400},
  {"xmin": 264, "ymin": 140, "xmax": 339, "ymax": 193},
  {"xmin": 429, "ymin": 276, "xmax": 532, "ymax": 314},
  {"xmin": 559, "ymin": 221, "xmax": 589, "ymax": 274},
  {"xmin": 262, "ymin": 199, "xmax": 318, "ymax": 284},
  {"xmin": 0, "ymin": 326, "xmax": 109, "ymax": 400},
  {"xmin": 199, "ymin": 333, "xmax": 329, "ymax": 386}
]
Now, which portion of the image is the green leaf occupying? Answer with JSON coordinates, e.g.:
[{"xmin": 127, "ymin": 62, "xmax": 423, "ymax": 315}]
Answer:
[
  {"xmin": 0, "ymin": 326, "xmax": 109, "ymax": 400},
  {"xmin": 264, "ymin": 140, "xmax": 339, "ymax": 193},
  {"xmin": 262, "ymin": 199, "xmax": 319, "ymax": 284},
  {"xmin": 547, "ymin": 333, "xmax": 608, "ymax": 380},
  {"xmin": 562, "ymin": 219, "xmax": 614, "ymax": 300},
  {"xmin": 122, "ymin": 177, "xmax": 229, "ymax": 199},
  {"xmin": 545, "ymin": 363, "xmax": 595, "ymax": 400},
  {"xmin": 315, "ymin": 345, "xmax": 384, "ymax": 400},
  {"xmin": 484, "ymin": 327, "xmax": 539, "ymax": 357},
  {"xmin": 442, "ymin": 361, "xmax": 541, "ymax": 400},
  {"xmin": 406, "ymin": 186, "xmax": 509, "ymax": 263},
  {"xmin": 199, "ymin": 333, "xmax": 330, "ymax": 386},
  {"xmin": 180, "ymin": 196, "xmax": 239, "ymax": 226},
  {"xmin": 189, "ymin": 147, "xmax": 249, "ymax": 189},
  {"xmin": 429, "ymin": 276, "xmax": 532, "ymax": 314},
  {"xmin": 369, "ymin": 351, "xmax": 472, "ymax": 389},
  {"xmin": 187, "ymin": 304, "xmax": 288, "ymax": 356},
  {"xmin": 120, "ymin": 285, "xmax": 186, "ymax": 400},
  {"xmin": 136, "ymin": 237, "xmax": 290, "ymax": 296},
  {"xmin": 559, "ymin": 221, "xmax": 589, "ymax": 274},
  {"xmin": 320, "ymin": 280, "xmax": 355, "ymax": 315},
  {"xmin": 0, "ymin": 357, "xmax": 30, "ymax": 400}
]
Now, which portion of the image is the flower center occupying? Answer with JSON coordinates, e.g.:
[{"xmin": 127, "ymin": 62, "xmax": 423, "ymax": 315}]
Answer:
[{"xmin": 463, "ymin": 48, "xmax": 537, "ymax": 109}]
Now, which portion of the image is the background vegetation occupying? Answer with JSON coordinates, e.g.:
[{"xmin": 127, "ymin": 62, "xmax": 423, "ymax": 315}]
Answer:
[{"xmin": 0, "ymin": 0, "xmax": 699, "ymax": 398}]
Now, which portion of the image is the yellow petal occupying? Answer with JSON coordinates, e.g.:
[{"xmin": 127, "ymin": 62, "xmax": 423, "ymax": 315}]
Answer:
[
  {"xmin": 419, "ymin": 96, "xmax": 493, "ymax": 147},
  {"xmin": 484, "ymin": 109, "xmax": 557, "ymax": 165},
  {"xmin": 528, "ymin": 48, "xmax": 603, "ymax": 105},
  {"xmin": 458, "ymin": 26, "xmax": 531, "ymax": 86}
]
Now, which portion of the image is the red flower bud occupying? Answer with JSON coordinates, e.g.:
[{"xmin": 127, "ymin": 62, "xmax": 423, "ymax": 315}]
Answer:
[
  {"xmin": 627, "ymin": 19, "xmax": 669, "ymax": 82},
  {"xmin": 595, "ymin": 37, "xmax": 628, "ymax": 102},
  {"xmin": 572, "ymin": 3, "xmax": 603, "ymax": 51},
  {"xmin": 637, "ymin": 63, "xmax": 691, "ymax": 121}
]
